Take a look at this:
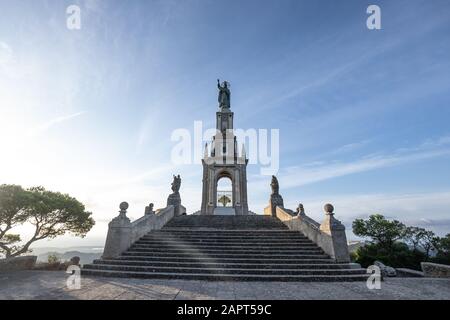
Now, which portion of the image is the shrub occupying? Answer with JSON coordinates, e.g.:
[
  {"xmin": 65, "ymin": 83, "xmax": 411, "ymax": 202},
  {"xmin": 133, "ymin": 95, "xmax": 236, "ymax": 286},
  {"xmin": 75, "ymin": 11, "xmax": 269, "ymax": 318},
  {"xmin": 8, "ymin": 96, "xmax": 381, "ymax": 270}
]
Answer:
[
  {"xmin": 353, "ymin": 242, "xmax": 426, "ymax": 270},
  {"xmin": 47, "ymin": 254, "xmax": 61, "ymax": 264}
]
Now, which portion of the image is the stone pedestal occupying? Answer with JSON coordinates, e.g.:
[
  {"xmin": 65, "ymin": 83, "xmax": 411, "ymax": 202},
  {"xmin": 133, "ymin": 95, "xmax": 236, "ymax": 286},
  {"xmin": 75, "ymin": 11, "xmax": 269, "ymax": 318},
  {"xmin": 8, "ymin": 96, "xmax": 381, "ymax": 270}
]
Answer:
[
  {"xmin": 268, "ymin": 194, "xmax": 284, "ymax": 217},
  {"xmin": 167, "ymin": 192, "xmax": 183, "ymax": 216},
  {"xmin": 319, "ymin": 204, "xmax": 350, "ymax": 263},
  {"xmin": 102, "ymin": 202, "xmax": 132, "ymax": 259}
]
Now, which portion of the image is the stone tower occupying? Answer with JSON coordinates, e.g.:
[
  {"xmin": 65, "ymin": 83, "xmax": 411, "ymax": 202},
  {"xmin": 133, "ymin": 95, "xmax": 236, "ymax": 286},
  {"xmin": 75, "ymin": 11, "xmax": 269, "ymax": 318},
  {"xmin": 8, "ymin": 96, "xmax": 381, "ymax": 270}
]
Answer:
[{"xmin": 200, "ymin": 80, "xmax": 249, "ymax": 215}]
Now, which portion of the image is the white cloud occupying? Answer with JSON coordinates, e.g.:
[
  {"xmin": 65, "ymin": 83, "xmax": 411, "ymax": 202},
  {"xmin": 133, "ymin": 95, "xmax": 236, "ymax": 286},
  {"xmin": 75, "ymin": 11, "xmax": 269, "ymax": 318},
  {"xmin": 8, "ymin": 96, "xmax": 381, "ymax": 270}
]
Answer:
[
  {"xmin": 34, "ymin": 111, "xmax": 87, "ymax": 134},
  {"xmin": 258, "ymin": 136, "xmax": 450, "ymax": 191}
]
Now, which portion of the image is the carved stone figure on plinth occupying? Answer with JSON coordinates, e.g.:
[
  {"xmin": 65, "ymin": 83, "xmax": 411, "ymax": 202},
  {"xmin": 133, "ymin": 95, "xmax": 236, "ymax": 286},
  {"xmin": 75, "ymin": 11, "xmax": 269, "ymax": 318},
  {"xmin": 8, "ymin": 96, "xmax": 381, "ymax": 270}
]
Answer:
[
  {"xmin": 217, "ymin": 79, "xmax": 230, "ymax": 110},
  {"xmin": 296, "ymin": 203, "xmax": 305, "ymax": 216},
  {"xmin": 268, "ymin": 175, "xmax": 284, "ymax": 216},
  {"xmin": 167, "ymin": 175, "xmax": 183, "ymax": 216}
]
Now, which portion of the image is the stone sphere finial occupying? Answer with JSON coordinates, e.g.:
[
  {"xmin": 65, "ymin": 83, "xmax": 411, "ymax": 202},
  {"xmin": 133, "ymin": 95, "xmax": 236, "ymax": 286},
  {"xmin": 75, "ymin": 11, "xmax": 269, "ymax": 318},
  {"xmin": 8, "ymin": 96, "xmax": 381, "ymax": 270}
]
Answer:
[
  {"xmin": 119, "ymin": 201, "xmax": 129, "ymax": 212},
  {"xmin": 324, "ymin": 203, "xmax": 334, "ymax": 215}
]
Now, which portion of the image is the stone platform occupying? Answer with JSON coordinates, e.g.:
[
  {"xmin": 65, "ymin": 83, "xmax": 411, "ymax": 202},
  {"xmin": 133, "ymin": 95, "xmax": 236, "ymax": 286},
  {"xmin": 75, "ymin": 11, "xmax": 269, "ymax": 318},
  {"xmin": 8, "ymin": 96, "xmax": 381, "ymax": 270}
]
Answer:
[
  {"xmin": 83, "ymin": 215, "xmax": 367, "ymax": 281},
  {"xmin": 1, "ymin": 271, "xmax": 449, "ymax": 300}
]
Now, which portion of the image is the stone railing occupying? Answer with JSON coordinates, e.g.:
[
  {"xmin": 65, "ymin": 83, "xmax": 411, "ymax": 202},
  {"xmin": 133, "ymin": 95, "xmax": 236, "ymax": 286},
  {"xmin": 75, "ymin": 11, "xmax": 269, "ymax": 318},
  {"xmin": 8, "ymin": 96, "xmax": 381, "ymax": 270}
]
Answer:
[
  {"xmin": 102, "ymin": 202, "xmax": 183, "ymax": 259},
  {"xmin": 265, "ymin": 203, "xmax": 350, "ymax": 263}
]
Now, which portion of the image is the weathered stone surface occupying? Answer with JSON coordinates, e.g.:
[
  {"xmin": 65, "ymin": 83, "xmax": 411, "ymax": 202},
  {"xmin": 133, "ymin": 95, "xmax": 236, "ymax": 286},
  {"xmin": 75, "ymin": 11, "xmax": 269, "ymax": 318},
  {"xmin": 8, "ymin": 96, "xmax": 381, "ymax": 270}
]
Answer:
[
  {"xmin": 396, "ymin": 268, "xmax": 424, "ymax": 278},
  {"xmin": 374, "ymin": 261, "xmax": 397, "ymax": 277},
  {"xmin": 421, "ymin": 262, "xmax": 450, "ymax": 278},
  {"xmin": 0, "ymin": 256, "xmax": 37, "ymax": 271},
  {"xmin": 1, "ymin": 271, "xmax": 450, "ymax": 300},
  {"xmin": 348, "ymin": 263, "xmax": 362, "ymax": 269}
]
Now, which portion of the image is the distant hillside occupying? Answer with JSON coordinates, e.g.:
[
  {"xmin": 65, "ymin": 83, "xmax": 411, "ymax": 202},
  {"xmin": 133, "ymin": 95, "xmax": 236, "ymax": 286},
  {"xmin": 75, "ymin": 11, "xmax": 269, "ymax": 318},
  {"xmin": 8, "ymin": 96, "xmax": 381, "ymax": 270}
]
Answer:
[
  {"xmin": 37, "ymin": 251, "xmax": 102, "ymax": 266},
  {"xmin": 30, "ymin": 246, "xmax": 104, "ymax": 255}
]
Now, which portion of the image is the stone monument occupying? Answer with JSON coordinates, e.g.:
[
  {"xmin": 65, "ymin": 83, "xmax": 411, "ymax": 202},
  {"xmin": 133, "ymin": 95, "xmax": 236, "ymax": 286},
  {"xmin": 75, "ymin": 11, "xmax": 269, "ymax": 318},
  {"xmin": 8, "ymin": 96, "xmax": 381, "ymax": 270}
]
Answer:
[
  {"xmin": 167, "ymin": 175, "xmax": 184, "ymax": 216},
  {"xmin": 267, "ymin": 175, "xmax": 284, "ymax": 216},
  {"xmin": 200, "ymin": 80, "xmax": 249, "ymax": 215}
]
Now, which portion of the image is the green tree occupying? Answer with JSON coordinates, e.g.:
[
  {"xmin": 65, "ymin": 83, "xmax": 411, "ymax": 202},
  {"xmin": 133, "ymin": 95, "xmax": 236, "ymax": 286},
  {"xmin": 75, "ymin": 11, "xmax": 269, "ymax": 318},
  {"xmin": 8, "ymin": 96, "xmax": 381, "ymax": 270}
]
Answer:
[
  {"xmin": 352, "ymin": 214, "xmax": 406, "ymax": 251},
  {"xmin": 404, "ymin": 226, "xmax": 437, "ymax": 259},
  {"xmin": 47, "ymin": 253, "xmax": 61, "ymax": 264},
  {"xmin": 353, "ymin": 242, "xmax": 426, "ymax": 269},
  {"xmin": 432, "ymin": 233, "xmax": 450, "ymax": 264},
  {"xmin": 0, "ymin": 185, "xmax": 95, "ymax": 258},
  {"xmin": 404, "ymin": 226, "xmax": 424, "ymax": 251},
  {"xmin": 0, "ymin": 185, "xmax": 31, "ymax": 256}
]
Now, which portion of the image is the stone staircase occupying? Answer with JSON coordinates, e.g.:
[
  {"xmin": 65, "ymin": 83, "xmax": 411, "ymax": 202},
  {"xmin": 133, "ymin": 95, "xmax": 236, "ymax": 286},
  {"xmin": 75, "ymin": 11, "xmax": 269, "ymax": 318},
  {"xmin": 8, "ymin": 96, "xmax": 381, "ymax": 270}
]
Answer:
[{"xmin": 82, "ymin": 215, "xmax": 368, "ymax": 281}]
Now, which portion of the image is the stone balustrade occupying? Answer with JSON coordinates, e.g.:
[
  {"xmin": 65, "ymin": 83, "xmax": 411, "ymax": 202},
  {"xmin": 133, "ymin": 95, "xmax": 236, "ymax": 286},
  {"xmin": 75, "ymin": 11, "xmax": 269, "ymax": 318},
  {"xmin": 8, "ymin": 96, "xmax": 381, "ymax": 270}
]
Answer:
[
  {"xmin": 265, "ymin": 203, "xmax": 350, "ymax": 263},
  {"xmin": 102, "ymin": 202, "xmax": 184, "ymax": 259}
]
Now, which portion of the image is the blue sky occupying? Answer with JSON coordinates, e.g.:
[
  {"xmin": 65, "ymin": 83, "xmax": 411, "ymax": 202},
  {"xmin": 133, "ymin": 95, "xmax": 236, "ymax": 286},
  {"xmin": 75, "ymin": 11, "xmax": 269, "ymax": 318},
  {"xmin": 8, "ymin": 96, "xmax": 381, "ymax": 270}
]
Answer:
[{"xmin": 0, "ymin": 0, "xmax": 450, "ymax": 247}]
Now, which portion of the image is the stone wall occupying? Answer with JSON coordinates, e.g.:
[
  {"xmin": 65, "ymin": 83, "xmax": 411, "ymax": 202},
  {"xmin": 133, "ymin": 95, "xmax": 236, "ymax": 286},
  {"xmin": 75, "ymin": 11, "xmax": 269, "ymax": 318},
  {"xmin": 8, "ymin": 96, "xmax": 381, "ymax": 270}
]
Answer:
[
  {"xmin": 0, "ymin": 256, "xmax": 37, "ymax": 271},
  {"xmin": 102, "ymin": 204, "xmax": 176, "ymax": 259},
  {"xmin": 130, "ymin": 205, "xmax": 178, "ymax": 243},
  {"xmin": 421, "ymin": 262, "xmax": 450, "ymax": 278}
]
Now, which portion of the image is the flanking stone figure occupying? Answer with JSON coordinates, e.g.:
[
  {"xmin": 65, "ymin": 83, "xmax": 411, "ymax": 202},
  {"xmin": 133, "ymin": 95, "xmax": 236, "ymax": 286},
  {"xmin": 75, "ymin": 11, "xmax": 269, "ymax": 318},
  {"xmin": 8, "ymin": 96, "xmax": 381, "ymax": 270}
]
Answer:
[
  {"xmin": 167, "ymin": 174, "xmax": 185, "ymax": 216},
  {"xmin": 264, "ymin": 176, "xmax": 350, "ymax": 263},
  {"xmin": 144, "ymin": 203, "xmax": 154, "ymax": 215},
  {"xmin": 267, "ymin": 175, "xmax": 284, "ymax": 217},
  {"xmin": 296, "ymin": 203, "xmax": 305, "ymax": 216}
]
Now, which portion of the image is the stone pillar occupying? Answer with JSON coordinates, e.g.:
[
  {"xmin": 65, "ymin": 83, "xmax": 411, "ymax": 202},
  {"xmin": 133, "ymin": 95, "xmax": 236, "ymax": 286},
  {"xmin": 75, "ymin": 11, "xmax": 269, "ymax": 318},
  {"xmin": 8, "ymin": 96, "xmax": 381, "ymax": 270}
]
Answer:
[
  {"xmin": 319, "ymin": 204, "xmax": 350, "ymax": 263},
  {"xmin": 102, "ymin": 202, "xmax": 132, "ymax": 259},
  {"xmin": 167, "ymin": 192, "xmax": 182, "ymax": 216},
  {"xmin": 269, "ymin": 194, "xmax": 284, "ymax": 217}
]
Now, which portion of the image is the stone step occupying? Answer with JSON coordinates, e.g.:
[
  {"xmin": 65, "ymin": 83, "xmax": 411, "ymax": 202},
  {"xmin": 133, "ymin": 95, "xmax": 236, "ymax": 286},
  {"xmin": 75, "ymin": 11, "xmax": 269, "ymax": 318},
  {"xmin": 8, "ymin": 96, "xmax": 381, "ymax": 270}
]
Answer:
[
  {"xmin": 128, "ymin": 246, "xmax": 323, "ymax": 253},
  {"xmin": 163, "ymin": 215, "xmax": 289, "ymax": 230},
  {"xmin": 134, "ymin": 240, "xmax": 317, "ymax": 247},
  {"xmin": 122, "ymin": 251, "xmax": 330, "ymax": 259},
  {"xmin": 130, "ymin": 243, "xmax": 323, "ymax": 252},
  {"xmin": 156, "ymin": 229, "xmax": 297, "ymax": 234},
  {"xmin": 87, "ymin": 215, "xmax": 361, "ymax": 282},
  {"xmin": 114, "ymin": 256, "xmax": 336, "ymax": 264},
  {"xmin": 81, "ymin": 269, "xmax": 370, "ymax": 282},
  {"xmin": 83, "ymin": 263, "xmax": 367, "ymax": 276},
  {"xmin": 142, "ymin": 233, "xmax": 308, "ymax": 240},
  {"xmin": 93, "ymin": 259, "xmax": 356, "ymax": 270}
]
